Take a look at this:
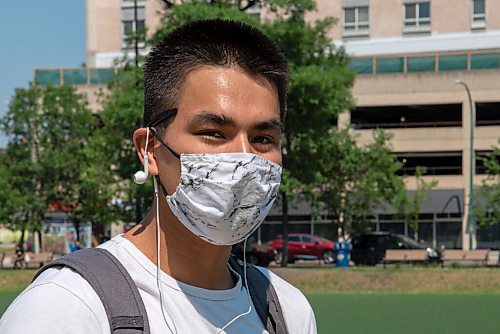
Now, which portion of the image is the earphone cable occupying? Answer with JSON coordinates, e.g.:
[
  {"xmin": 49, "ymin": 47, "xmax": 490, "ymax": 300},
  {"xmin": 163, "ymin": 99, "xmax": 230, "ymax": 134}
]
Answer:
[
  {"xmin": 216, "ymin": 237, "xmax": 252, "ymax": 334},
  {"xmin": 154, "ymin": 177, "xmax": 178, "ymax": 334}
]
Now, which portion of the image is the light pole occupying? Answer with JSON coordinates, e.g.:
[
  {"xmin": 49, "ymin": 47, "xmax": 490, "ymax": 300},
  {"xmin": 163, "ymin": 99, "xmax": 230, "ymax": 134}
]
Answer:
[{"xmin": 455, "ymin": 79, "xmax": 475, "ymax": 250}]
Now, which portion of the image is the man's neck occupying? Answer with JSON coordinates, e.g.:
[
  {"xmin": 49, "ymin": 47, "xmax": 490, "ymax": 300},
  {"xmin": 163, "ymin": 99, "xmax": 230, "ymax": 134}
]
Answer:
[{"xmin": 124, "ymin": 199, "xmax": 235, "ymax": 290}]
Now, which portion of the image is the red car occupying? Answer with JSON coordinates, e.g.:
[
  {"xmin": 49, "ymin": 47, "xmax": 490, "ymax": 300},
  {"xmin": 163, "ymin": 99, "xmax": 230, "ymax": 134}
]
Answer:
[{"xmin": 268, "ymin": 233, "xmax": 336, "ymax": 264}]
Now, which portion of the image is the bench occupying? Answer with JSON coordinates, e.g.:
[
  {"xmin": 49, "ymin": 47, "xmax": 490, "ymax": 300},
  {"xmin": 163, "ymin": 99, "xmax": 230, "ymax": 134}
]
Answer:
[
  {"xmin": 383, "ymin": 249, "xmax": 429, "ymax": 268},
  {"xmin": 441, "ymin": 249, "xmax": 489, "ymax": 267},
  {"xmin": 25, "ymin": 252, "xmax": 54, "ymax": 269}
]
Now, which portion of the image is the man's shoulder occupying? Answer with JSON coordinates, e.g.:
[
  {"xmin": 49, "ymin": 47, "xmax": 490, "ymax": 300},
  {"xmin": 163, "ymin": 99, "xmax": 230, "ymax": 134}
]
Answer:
[
  {"xmin": 254, "ymin": 266, "xmax": 317, "ymax": 333},
  {"xmin": 0, "ymin": 267, "xmax": 108, "ymax": 333},
  {"xmin": 255, "ymin": 266, "xmax": 304, "ymax": 297}
]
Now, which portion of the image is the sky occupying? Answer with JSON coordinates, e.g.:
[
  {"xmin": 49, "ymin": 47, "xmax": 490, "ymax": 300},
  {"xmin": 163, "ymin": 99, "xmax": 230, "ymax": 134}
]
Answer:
[{"xmin": 0, "ymin": 1, "xmax": 86, "ymax": 148}]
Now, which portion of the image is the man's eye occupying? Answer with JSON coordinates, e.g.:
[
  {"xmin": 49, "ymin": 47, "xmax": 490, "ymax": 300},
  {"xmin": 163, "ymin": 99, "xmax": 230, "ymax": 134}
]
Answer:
[
  {"xmin": 198, "ymin": 131, "xmax": 225, "ymax": 139},
  {"xmin": 252, "ymin": 136, "xmax": 275, "ymax": 145}
]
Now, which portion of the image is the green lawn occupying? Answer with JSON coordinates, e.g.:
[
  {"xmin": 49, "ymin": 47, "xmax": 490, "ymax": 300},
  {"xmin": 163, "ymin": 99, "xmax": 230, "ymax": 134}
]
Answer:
[
  {"xmin": 308, "ymin": 293, "xmax": 500, "ymax": 334},
  {"xmin": 3, "ymin": 268, "xmax": 500, "ymax": 333},
  {"xmin": 2, "ymin": 290, "xmax": 500, "ymax": 333},
  {"xmin": 0, "ymin": 289, "xmax": 23, "ymax": 315}
]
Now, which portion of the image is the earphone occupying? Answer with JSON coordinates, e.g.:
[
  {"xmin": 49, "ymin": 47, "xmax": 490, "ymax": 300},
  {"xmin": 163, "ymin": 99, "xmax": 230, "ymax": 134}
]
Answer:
[{"xmin": 133, "ymin": 127, "xmax": 150, "ymax": 185}]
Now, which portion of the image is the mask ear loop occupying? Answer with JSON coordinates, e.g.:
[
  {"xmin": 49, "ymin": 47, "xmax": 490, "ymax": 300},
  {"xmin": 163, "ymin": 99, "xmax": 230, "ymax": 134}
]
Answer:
[
  {"xmin": 216, "ymin": 237, "xmax": 253, "ymax": 334},
  {"xmin": 154, "ymin": 176, "xmax": 178, "ymax": 334}
]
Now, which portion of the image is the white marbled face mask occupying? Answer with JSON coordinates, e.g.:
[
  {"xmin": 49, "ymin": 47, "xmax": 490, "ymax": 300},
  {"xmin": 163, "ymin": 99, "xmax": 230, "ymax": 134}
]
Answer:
[{"xmin": 164, "ymin": 152, "xmax": 282, "ymax": 246}]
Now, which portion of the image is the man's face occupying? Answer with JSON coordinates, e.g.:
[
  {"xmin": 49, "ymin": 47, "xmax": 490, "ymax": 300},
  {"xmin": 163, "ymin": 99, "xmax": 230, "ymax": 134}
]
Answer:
[{"xmin": 154, "ymin": 66, "xmax": 282, "ymax": 195}]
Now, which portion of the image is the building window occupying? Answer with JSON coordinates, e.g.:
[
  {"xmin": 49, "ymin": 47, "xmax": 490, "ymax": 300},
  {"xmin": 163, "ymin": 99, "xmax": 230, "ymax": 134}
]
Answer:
[
  {"xmin": 403, "ymin": 2, "xmax": 430, "ymax": 34},
  {"xmin": 472, "ymin": 0, "xmax": 485, "ymax": 29},
  {"xmin": 396, "ymin": 152, "xmax": 462, "ymax": 176},
  {"xmin": 122, "ymin": 2, "xmax": 146, "ymax": 50},
  {"xmin": 343, "ymin": 6, "xmax": 369, "ymax": 37},
  {"xmin": 350, "ymin": 104, "xmax": 462, "ymax": 129}
]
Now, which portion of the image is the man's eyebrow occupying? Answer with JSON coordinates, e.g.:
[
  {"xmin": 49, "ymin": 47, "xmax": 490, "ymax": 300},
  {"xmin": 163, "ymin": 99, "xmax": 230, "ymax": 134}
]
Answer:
[
  {"xmin": 254, "ymin": 118, "xmax": 284, "ymax": 132},
  {"xmin": 186, "ymin": 111, "xmax": 236, "ymax": 127}
]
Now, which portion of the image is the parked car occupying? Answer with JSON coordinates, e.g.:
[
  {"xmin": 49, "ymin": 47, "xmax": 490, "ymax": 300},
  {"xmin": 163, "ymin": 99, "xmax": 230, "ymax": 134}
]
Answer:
[
  {"xmin": 350, "ymin": 231, "xmax": 441, "ymax": 266},
  {"xmin": 231, "ymin": 242, "xmax": 277, "ymax": 267},
  {"xmin": 268, "ymin": 233, "xmax": 336, "ymax": 264}
]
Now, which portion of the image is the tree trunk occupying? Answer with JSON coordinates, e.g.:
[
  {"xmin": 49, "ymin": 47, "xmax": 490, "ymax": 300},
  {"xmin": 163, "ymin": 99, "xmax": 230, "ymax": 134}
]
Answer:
[
  {"xmin": 18, "ymin": 227, "xmax": 26, "ymax": 251},
  {"xmin": 281, "ymin": 193, "xmax": 289, "ymax": 267},
  {"xmin": 74, "ymin": 216, "xmax": 81, "ymax": 242},
  {"xmin": 37, "ymin": 230, "xmax": 43, "ymax": 253}
]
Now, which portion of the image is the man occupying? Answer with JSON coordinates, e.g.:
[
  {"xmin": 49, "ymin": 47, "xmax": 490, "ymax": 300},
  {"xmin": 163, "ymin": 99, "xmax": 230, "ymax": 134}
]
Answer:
[{"xmin": 0, "ymin": 19, "xmax": 317, "ymax": 333}]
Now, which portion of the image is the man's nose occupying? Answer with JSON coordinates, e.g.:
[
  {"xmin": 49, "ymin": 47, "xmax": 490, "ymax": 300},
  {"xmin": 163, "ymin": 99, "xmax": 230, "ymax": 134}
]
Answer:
[{"xmin": 231, "ymin": 134, "xmax": 251, "ymax": 153}]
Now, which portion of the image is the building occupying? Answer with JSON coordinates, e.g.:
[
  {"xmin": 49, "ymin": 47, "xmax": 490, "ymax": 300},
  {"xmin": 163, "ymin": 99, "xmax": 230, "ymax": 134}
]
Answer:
[
  {"xmin": 34, "ymin": 0, "xmax": 500, "ymax": 249},
  {"xmin": 310, "ymin": 0, "xmax": 500, "ymax": 250}
]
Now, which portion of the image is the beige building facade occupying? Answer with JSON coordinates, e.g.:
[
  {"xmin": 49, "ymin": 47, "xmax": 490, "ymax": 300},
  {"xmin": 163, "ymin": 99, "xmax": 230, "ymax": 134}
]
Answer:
[
  {"xmin": 36, "ymin": 0, "xmax": 499, "ymax": 249},
  {"xmin": 315, "ymin": 0, "xmax": 500, "ymax": 250}
]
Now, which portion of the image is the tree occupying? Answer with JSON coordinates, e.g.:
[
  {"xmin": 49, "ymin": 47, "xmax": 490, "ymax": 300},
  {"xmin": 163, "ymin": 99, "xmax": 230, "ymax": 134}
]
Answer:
[
  {"xmin": 151, "ymin": 0, "xmax": 354, "ymax": 265},
  {"xmin": 476, "ymin": 144, "xmax": 500, "ymax": 226},
  {"xmin": 312, "ymin": 129, "xmax": 406, "ymax": 238},
  {"xmin": 394, "ymin": 166, "xmax": 438, "ymax": 241},
  {"xmin": 97, "ymin": 0, "xmax": 404, "ymax": 266},
  {"xmin": 92, "ymin": 66, "xmax": 150, "ymax": 225},
  {"xmin": 0, "ymin": 85, "xmax": 104, "ymax": 247}
]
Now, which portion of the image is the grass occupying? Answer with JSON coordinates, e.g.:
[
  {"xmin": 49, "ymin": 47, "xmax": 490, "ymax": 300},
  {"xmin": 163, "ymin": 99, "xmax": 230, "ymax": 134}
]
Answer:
[
  {"xmin": 270, "ymin": 266, "xmax": 500, "ymax": 294},
  {"xmin": 0, "ymin": 289, "xmax": 23, "ymax": 315},
  {"xmin": 308, "ymin": 293, "xmax": 500, "ymax": 334},
  {"xmin": 2, "ymin": 267, "xmax": 500, "ymax": 333}
]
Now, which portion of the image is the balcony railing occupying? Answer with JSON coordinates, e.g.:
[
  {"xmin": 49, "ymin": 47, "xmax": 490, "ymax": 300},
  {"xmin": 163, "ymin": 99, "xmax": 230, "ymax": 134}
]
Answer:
[
  {"xmin": 349, "ymin": 51, "xmax": 500, "ymax": 75},
  {"xmin": 34, "ymin": 68, "xmax": 116, "ymax": 86}
]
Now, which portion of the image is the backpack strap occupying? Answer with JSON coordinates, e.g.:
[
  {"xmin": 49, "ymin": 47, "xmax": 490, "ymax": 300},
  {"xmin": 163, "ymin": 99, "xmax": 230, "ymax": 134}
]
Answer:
[
  {"xmin": 228, "ymin": 256, "xmax": 288, "ymax": 334},
  {"xmin": 33, "ymin": 248, "xmax": 150, "ymax": 334}
]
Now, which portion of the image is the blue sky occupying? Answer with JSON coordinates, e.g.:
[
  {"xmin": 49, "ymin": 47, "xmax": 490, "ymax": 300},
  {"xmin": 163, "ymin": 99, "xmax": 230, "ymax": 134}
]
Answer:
[{"xmin": 0, "ymin": 1, "xmax": 86, "ymax": 148}]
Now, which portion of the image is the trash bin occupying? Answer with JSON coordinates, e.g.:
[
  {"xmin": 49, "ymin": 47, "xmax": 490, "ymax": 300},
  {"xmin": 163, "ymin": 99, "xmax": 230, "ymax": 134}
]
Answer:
[{"xmin": 334, "ymin": 241, "xmax": 351, "ymax": 268}]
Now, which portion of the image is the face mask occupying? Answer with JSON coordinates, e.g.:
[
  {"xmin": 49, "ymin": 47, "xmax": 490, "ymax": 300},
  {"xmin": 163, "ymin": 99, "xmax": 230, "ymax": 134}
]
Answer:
[{"xmin": 152, "ymin": 132, "xmax": 282, "ymax": 245}]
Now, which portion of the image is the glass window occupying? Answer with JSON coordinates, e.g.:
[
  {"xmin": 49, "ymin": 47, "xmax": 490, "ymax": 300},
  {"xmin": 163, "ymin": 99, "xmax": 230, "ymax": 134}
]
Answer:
[
  {"xmin": 473, "ymin": 0, "xmax": 485, "ymax": 14},
  {"xmin": 121, "ymin": 5, "xmax": 146, "ymax": 49},
  {"xmin": 123, "ymin": 20, "xmax": 134, "ymax": 36},
  {"xmin": 406, "ymin": 4, "xmax": 416, "ymax": 19},
  {"xmin": 472, "ymin": 0, "xmax": 485, "ymax": 28},
  {"xmin": 408, "ymin": 56, "xmax": 435, "ymax": 72},
  {"xmin": 436, "ymin": 221, "xmax": 462, "ymax": 249},
  {"xmin": 302, "ymin": 236, "xmax": 314, "ymax": 243},
  {"xmin": 345, "ymin": 8, "xmax": 356, "ymax": 23},
  {"xmin": 289, "ymin": 236, "xmax": 301, "ymax": 242},
  {"xmin": 343, "ymin": 6, "xmax": 369, "ymax": 36},
  {"xmin": 379, "ymin": 222, "xmax": 405, "ymax": 235},
  {"xmin": 358, "ymin": 7, "xmax": 369, "ymax": 23},
  {"xmin": 419, "ymin": 2, "xmax": 430, "ymax": 18},
  {"xmin": 385, "ymin": 236, "xmax": 401, "ymax": 249},
  {"xmin": 439, "ymin": 55, "xmax": 467, "ymax": 71},
  {"xmin": 404, "ymin": 2, "xmax": 431, "ymax": 31},
  {"xmin": 136, "ymin": 19, "xmax": 145, "ymax": 30}
]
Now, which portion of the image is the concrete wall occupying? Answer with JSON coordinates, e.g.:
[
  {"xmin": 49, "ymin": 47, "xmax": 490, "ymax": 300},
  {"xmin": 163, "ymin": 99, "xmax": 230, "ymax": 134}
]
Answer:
[
  {"xmin": 312, "ymin": 0, "xmax": 500, "ymax": 40},
  {"xmin": 87, "ymin": 0, "xmax": 122, "ymax": 66}
]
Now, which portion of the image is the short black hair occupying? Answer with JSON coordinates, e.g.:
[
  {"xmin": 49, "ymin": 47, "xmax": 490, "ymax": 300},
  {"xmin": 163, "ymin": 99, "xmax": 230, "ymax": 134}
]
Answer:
[{"xmin": 143, "ymin": 19, "xmax": 289, "ymax": 127}]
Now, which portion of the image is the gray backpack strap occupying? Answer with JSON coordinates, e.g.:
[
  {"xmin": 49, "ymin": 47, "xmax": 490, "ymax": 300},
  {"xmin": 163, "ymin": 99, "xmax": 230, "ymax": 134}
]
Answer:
[
  {"xmin": 228, "ymin": 256, "xmax": 288, "ymax": 334},
  {"xmin": 34, "ymin": 248, "xmax": 150, "ymax": 334}
]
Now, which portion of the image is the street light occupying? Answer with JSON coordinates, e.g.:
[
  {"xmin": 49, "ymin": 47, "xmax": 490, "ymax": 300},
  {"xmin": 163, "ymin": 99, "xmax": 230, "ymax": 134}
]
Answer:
[{"xmin": 454, "ymin": 79, "xmax": 475, "ymax": 250}]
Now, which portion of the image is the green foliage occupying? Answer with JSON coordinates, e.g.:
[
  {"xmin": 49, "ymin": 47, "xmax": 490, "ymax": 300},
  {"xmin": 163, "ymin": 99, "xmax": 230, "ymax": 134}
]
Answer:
[
  {"xmin": 476, "ymin": 144, "xmax": 500, "ymax": 226},
  {"xmin": 92, "ymin": 67, "xmax": 150, "ymax": 223},
  {"xmin": 311, "ymin": 129, "xmax": 405, "ymax": 235},
  {"xmin": 0, "ymin": 85, "xmax": 105, "ymax": 234},
  {"xmin": 150, "ymin": 1, "xmax": 259, "ymax": 44},
  {"xmin": 94, "ymin": 0, "xmax": 402, "ymax": 237},
  {"xmin": 394, "ymin": 166, "xmax": 438, "ymax": 240}
]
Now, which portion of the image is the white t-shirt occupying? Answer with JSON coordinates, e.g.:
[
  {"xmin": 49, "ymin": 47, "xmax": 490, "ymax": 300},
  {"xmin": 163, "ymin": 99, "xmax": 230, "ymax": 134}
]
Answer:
[{"xmin": 0, "ymin": 235, "xmax": 317, "ymax": 333}]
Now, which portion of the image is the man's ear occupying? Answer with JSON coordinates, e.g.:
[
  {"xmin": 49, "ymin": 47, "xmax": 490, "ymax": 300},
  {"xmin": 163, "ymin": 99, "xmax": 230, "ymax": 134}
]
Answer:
[{"xmin": 133, "ymin": 127, "xmax": 159, "ymax": 176}]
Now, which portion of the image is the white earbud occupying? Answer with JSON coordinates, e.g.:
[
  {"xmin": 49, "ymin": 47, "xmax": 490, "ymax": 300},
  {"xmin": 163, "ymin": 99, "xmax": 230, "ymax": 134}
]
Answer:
[{"xmin": 134, "ymin": 127, "xmax": 150, "ymax": 185}]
